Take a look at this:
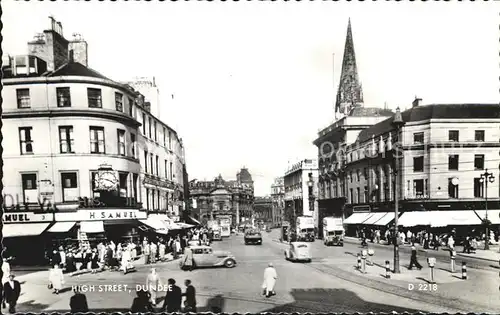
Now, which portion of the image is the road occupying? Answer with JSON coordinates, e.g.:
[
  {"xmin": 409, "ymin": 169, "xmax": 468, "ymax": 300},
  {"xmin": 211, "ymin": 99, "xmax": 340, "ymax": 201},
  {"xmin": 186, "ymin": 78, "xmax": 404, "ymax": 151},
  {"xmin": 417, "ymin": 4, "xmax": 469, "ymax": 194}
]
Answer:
[{"xmin": 15, "ymin": 231, "xmax": 498, "ymax": 313}]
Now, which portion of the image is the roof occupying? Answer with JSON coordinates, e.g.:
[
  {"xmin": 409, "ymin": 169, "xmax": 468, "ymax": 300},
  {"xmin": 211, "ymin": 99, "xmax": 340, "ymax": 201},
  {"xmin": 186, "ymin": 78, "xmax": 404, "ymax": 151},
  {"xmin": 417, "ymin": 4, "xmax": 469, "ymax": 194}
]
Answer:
[
  {"xmin": 356, "ymin": 103, "xmax": 500, "ymax": 144},
  {"xmin": 349, "ymin": 107, "xmax": 393, "ymax": 117},
  {"xmin": 47, "ymin": 62, "xmax": 113, "ymax": 81}
]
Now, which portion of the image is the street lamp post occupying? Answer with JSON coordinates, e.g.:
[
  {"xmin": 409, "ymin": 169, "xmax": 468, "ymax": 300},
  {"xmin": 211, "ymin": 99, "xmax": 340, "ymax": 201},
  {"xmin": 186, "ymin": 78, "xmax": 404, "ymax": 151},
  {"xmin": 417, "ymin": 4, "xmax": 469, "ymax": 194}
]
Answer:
[
  {"xmin": 391, "ymin": 107, "xmax": 405, "ymax": 274},
  {"xmin": 479, "ymin": 169, "xmax": 495, "ymax": 250},
  {"xmin": 308, "ymin": 176, "xmax": 316, "ymax": 235}
]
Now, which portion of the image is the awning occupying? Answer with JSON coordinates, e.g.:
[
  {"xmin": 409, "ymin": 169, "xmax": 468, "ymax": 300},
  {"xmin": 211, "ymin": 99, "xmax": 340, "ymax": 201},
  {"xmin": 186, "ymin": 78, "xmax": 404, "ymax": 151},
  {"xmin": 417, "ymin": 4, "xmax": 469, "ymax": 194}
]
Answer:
[
  {"xmin": 3, "ymin": 223, "xmax": 50, "ymax": 238},
  {"xmin": 344, "ymin": 213, "xmax": 372, "ymax": 224},
  {"xmin": 374, "ymin": 212, "xmax": 395, "ymax": 226},
  {"xmin": 431, "ymin": 210, "xmax": 482, "ymax": 227},
  {"xmin": 140, "ymin": 218, "xmax": 168, "ymax": 230},
  {"xmin": 176, "ymin": 222, "xmax": 195, "ymax": 228},
  {"xmin": 187, "ymin": 216, "xmax": 201, "ymax": 226},
  {"xmin": 165, "ymin": 221, "xmax": 182, "ymax": 230},
  {"xmin": 362, "ymin": 213, "xmax": 387, "ymax": 225},
  {"xmin": 48, "ymin": 222, "xmax": 76, "ymax": 233},
  {"xmin": 80, "ymin": 221, "xmax": 104, "ymax": 233},
  {"xmin": 398, "ymin": 212, "xmax": 432, "ymax": 227},
  {"xmin": 475, "ymin": 210, "xmax": 500, "ymax": 224}
]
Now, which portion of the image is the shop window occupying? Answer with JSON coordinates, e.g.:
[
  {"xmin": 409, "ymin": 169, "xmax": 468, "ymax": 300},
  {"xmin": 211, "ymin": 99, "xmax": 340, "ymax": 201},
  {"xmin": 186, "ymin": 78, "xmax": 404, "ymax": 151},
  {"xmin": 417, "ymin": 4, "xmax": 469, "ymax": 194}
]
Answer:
[
  {"xmin": 61, "ymin": 172, "xmax": 78, "ymax": 202},
  {"xmin": 19, "ymin": 127, "xmax": 33, "ymax": 155},
  {"xmin": 87, "ymin": 88, "xmax": 102, "ymax": 108},
  {"xmin": 22, "ymin": 173, "xmax": 38, "ymax": 203},
  {"xmin": 57, "ymin": 87, "xmax": 71, "ymax": 107},
  {"xmin": 16, "ymin": 88, "xmax": 30, "ymax": 108}
]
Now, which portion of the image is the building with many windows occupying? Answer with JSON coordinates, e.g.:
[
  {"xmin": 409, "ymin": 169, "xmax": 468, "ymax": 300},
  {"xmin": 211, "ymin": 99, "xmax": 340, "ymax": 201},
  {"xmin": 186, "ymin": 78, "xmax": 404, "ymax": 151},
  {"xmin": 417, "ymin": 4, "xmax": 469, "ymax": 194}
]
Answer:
[
  {"xmin": 189, "ymin": 169, "xmax": 254, "ymax": 227},
  {"xmin": 253, "ymin": 196, "xmax": 273, "ymax": 227},
  {"xmin": 283, "ymin": 159, "xmax": 319, "ymax": 228},
  {"xmin": 270, "ymin": 177, "xmax": 285, "ymax": 227},
  {"xmin": 1, "ymin": 17, "xmax": 188, "ymax": 264}
]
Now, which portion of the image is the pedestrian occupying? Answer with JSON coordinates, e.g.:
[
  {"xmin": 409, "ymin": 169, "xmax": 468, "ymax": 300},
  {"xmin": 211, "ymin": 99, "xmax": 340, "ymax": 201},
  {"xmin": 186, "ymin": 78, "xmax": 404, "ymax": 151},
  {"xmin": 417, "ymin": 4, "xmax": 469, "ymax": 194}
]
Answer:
[
  {"xmin": 150, "ymin": 242, "xmax": 158, "ymax": 264},
  {"xmin": 66, "ymin": 251, "xmax": 76, "ymax": 273},
  {"xmin": 408, "ymin": 243, "xmax": 422, "ymax": 270},
  {"xmin": 181, "ymin": 247, "xmax": 194, "ymax": 271},
  {"xmin": 3, "ymin": 273, "xmax": 21, "ymax": 314},
  {"xmin": 131, "ymin": 289, "xmax": 154, "ymax": 312},
  {"xmin": 143, "ymin": 241, "xmax": 151, "ymax": 265},
  {"xmin": 161, "ymin": 278, "xmax": 182, "ymax": 312},
  {"xmin": 70, "ymin": 286, "xmax": 89, "ymax": 312},
  {"xmin": 121, "ymin": 245, "xmax": 133, "ymax": 274},
  {"xmin": 159, "ymin": 241, "xmax": 166, "ymax": 261},
  {"xmin": 146, "ymin": 268, "xmax": 162, "ymax": 306},
  {"xmin": 262, "ymin": 262, "xmax": 278, "ymax": 298},
  {"xmin": 90, "ymin": 249, "xmax": 100, "ymax": 273},
  {"xmin": 448, "ymin": 235, "xmax": 455, "ymax": 250},
  {"xmin": 2, "ymin": 258, "xmax": 11, "ymax": 285},
  {"xmin": 182, "ymin": 279, "xmax": 197, "ymax": 312},
  {"xmin": 432, "ymin": 234, "xmax": 440, "ymax": 251},
  {"xmin": 49, "ymin": 264, "xmax": 65, "ymax": 294}
]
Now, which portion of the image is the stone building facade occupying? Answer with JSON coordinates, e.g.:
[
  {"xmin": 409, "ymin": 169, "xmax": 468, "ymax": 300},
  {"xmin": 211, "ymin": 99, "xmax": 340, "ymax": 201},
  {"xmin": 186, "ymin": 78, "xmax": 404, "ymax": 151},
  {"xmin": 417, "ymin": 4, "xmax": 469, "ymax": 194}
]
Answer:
[
  {"xmin": 254, "ymin": 197, "xmax": 273, "ymax": 226},
  {"xmin": 271, "ymin": 177, "xmax": 285, "ymax": 227}
]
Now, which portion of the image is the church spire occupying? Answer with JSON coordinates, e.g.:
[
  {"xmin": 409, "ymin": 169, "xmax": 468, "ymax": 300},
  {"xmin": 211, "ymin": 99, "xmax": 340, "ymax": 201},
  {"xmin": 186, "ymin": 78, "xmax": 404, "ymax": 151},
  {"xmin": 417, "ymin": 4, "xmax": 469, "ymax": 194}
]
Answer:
[{"xmin": 335, "ymin": 18, "xmax": 364, "ymax": 118}]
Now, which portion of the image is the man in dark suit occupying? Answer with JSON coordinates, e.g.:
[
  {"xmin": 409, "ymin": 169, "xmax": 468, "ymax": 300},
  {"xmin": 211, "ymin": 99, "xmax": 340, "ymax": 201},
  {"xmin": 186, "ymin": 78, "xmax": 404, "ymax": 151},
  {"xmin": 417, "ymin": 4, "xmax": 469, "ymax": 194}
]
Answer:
[
  {"xmin": 182, "ymin": 279, "xmax": 197, "ymax": 312},
  {"xmin": 70, "ymin": 286, "xmax": 89, "ymax": 312},
  {"xmin": 3, "ymin": 274, "xmax": 21, "ymax": 314},
  {"xmin": 161, "ymin": 278, "xmax": 182, "ymax": 312}
]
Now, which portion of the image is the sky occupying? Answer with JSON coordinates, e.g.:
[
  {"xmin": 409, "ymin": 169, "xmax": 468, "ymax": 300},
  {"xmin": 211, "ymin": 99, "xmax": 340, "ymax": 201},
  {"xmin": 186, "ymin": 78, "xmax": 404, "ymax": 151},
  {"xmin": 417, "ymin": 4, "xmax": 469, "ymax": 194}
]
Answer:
[{"xmin": 3, "ymin": 2, "xmax": 499, "ymax": 196}]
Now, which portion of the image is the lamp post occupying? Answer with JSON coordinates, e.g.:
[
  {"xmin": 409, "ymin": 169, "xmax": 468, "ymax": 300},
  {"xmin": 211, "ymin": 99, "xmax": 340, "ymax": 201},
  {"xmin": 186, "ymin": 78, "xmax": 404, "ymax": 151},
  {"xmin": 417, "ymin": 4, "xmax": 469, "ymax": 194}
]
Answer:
[
  {"xmin": 479, "ymin": 169, "xmax": 495, "ymax": 250},
  {"xmin": 308, "ymin": 176, "xmax": 316, "ymax": 232},
  {"xmin": 391, "ymin": 107, "xmax": 405, "ymax": 274}
]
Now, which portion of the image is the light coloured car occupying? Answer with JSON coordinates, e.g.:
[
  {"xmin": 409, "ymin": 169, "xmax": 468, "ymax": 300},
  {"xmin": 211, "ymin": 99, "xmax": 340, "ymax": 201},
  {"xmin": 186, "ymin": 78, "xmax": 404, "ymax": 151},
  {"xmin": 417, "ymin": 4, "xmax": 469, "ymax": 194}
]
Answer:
[
  {"xmin": 284, "ymin": 242, "xmax": 312, "ymax": 263},
  {"xmin": 182, "ymin": 245, "xmax": 237, "ymax": 269}
]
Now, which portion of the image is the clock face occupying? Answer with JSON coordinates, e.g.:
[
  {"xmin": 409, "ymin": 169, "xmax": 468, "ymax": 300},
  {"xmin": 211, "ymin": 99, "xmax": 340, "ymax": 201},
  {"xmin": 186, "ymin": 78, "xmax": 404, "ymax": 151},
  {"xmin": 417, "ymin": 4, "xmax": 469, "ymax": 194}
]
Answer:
[{"xmin": 95, "ymin": 171, "xmax": 118, "ymax": 190}]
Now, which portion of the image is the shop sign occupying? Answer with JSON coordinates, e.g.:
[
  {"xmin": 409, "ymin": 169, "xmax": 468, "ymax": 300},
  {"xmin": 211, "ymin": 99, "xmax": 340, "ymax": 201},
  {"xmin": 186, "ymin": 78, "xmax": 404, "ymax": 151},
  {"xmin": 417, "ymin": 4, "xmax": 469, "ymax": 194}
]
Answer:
[
  {"xmin": 2, "ymin": 212, "xmax": 53, "ymax": 223},
  {"xmin": 85, "ymin": 210, "xmax": 147, "ymax": 221}
]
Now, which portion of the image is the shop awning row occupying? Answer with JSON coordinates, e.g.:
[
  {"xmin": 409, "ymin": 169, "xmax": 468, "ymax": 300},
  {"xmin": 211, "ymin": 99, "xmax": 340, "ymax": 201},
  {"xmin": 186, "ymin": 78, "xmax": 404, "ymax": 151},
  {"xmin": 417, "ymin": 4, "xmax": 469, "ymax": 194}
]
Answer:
[
  {"xmin": 398, "ymin": 210, "xmax": 500, "ymax": 227},
  {"xmin": 3, "ymin": 223, "xmax": 51, "ymax": 238},
  {"xmin": 344, "ymin": 212, "xmax": 395, "ymax": 226}
]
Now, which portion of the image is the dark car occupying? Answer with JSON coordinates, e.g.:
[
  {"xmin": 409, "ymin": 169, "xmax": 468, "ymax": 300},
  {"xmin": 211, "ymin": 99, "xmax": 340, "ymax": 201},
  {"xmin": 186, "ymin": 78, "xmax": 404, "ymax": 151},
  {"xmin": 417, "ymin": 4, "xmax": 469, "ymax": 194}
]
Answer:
[{"xmin": 244, "ymin": 230, "xmax": 262, "ymax": 245}]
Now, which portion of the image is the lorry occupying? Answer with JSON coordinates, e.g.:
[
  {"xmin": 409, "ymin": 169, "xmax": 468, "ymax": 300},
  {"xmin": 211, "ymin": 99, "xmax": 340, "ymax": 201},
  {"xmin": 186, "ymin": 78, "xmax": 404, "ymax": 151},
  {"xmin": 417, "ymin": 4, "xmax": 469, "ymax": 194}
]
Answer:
[
  {"xmin": 296, "ymin": 216, "xmax": 315, "ymax": 242},
  {"xmin": 322, "ymin": 217, "xmax": 344, "ymax": 246}
]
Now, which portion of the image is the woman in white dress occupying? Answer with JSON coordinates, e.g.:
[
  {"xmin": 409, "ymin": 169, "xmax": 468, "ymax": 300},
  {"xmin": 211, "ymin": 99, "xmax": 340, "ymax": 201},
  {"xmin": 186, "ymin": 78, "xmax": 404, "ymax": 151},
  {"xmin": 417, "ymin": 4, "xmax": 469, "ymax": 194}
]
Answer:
[
  {"xmin": 2, "ymin": 258, "xmax": 11, "ymax": 285},
  {"xmin": 49, "ymin": 264, "xmax": 65, "ymax": 294},
  {"xmin": 121, "ymin": 245, "xmax": 132, "ymax": 274}
]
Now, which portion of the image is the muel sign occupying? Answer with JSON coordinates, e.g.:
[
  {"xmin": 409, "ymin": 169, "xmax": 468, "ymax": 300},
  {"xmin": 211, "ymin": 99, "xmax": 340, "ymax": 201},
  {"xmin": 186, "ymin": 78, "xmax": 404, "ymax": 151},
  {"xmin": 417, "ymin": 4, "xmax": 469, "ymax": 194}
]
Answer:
[{"xmin": 2, "ymin": 212, "xmax": 54, "ymax": 223}]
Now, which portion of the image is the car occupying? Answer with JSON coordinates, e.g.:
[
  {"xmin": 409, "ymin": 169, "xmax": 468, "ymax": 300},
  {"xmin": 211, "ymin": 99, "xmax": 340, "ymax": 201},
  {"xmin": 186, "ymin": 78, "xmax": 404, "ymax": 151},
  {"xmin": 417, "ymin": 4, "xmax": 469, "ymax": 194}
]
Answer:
[
  {"xmin": 180, "ymin": 245, "xmax": 237, "ymax": 269},
  {"xmin": 187, "ymin": 240, "xmax": 202, "ymax": 247},
  {"xmin": 244, "ymin": 229, "xmax": 262, "ymax": 245},
  {"xmin": 284, "ymin": 242, "xmax": 311, "ymax": 263}
]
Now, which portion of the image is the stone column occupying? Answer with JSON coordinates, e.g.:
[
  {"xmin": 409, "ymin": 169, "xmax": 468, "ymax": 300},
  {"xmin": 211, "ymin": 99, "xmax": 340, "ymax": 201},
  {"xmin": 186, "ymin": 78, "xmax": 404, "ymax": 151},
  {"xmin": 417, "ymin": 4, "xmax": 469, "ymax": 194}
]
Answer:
[
  {"xmin": 378, "ymin": 165, "xmax": 384, "ymax": 201},
  {"xmin": 387, "ymin": 165, "xmax": 393, "ymax": 201}
]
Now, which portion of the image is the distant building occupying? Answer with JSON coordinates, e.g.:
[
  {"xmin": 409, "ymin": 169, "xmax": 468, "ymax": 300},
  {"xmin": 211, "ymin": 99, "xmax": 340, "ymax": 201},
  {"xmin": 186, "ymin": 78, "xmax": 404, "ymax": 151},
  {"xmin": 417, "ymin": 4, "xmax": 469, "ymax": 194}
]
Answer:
[
  {"xmin": 189, "ymin": 168, "xmax": 254, "ymax": 227},
  {"xmin": 125, "ymin": 77, "xmax": 161, "ymax": 121},
  {"xmin": 283, "ymin": 159, "xmax": 319, "ymax": 228},
  {"xmin": 270, "ymin": 177, "xmax": 285, "ymax": 227},
  {"xmin": 254, "ymin": 196, "xmax": 273, "ymax": 226}
]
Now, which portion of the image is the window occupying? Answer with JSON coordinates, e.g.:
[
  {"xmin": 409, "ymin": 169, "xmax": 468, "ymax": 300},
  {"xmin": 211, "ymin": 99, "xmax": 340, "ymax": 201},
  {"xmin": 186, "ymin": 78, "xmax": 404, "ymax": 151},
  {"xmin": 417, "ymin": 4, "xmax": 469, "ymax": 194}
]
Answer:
[
  {"xmin": 165, "ymin": 160, "xmax": 168, "ymax": 178},
  {"xmin": 364, "ymin": 186, "xmax": 369, "ymax": 203},
  {"xmin": 142, "ymin": 113, "xmax": 146, "ymax": 135},
  {"xmin": 474, "ymin": 178, "xmax": 484, "ymax": 198},
  {"xmin": 448, "ymin": 155, "xmax": 459, "ymax": 170},
  {"xmin": 350, "ymin": 172, "xmax": 353, "ymax": 183},
  {"xmin": 413, "ymin": 132, "xmax": 424, "ymax": 144},
  {"xmin": 115, "ymin": 92, "xmax": 123, "ymax": 112},
  {"xmin": 163, "ymin": 127, "xmax": 167, "ymax": 146},
  {"xmin": 475, "ymin": 130, "xmax": 485, "ymax": 142},
  {"xmin": 19, "ymin": 127, "xmax": 33, "ymax": 155},
  {"xmin": 448, "ymin": 130, "xmax": 459, "ymax": 142},
  {"xmin": 117, "ymin": 129, "xmax": 126, "ymax": 156},
  {"xmin": 356, "ymin": 170, "xmax": 360, "ymax": 182},
  {"xmin": 413, "ymin": 156, "xmax": 424, "ymax": 172},
  {"xmin": 349, "ymin": 188, "xmax": 354, "ymax": 204},
  {"xmin": 131, "ymin": 134, "xmax": 136, "ymax": 158},
  {"xmin": 168, "ymin": 131, "xmax": 172, "ymax": 149},
  {"xmin": 57, "ymin": 87, "xmax": 71, "ymax": 107},
  {"xmin": 148, "ymin": 118, "xmax": 152, "ymax": 138},
  {"xmin": 474, "ymin": 154, "xmax": 484, "ymax": 170},
  {"xmin": 152, "ymin": 190, "xmax": 156, "ymax": 210},
  {"xmin": 150, "ymin": 154, "xmax": 154, "ymax": 175},
  {"xmin": 87, "ymin": 88, "xmax": 102, "ymax": 108},
  {"xmin": 21, "ymin": 173, "xmax": 37, "ymax": 203},
  {"xmin": 356, "ymin": 187, "xmax": 361, "ymax": 204},
  {"xmin": 89, "ymin": 126, "xmax": 105, "ymax": 153},
  {"xmin": 59, "ymin": 126, "xmax": 74, "ymax": 153},
  {"xmin": 413, "ymin": 179, "xmax": 424, "ymax": 197},
  {"xmin": 61, "ymin": 172, "xmax": 78, "ymax": 202},
  {"xmin": 153, "ymin": 121, "xmax": 157, "ymax": 142},
  {"xmin": 169, "ymin": 162, "xmax": 173, "ymax": 180},
  {"xmin": 144, "ymin": 151, "xmax": 148, "ymax": 173},
  {"xmin": 128, "ymin": 98, "xmax": 134, "ymax": 116},
  {"xmin": 16, "ymin": 89, "xmax": 30, "ymax": 108},
  {"xmin": 155, "ymin": 156, "xmax": 159, "ymax": 176},
  {"xmin": 448, "ymin": 178, "xmax": 459, "ymax": 198},
  {"xmin": 146, "ymin": 188, "xmax": 150, "ymax": 211},
  {"xmin": 363, "ymin": 168, "xmax": 368, "ymax": 179}
]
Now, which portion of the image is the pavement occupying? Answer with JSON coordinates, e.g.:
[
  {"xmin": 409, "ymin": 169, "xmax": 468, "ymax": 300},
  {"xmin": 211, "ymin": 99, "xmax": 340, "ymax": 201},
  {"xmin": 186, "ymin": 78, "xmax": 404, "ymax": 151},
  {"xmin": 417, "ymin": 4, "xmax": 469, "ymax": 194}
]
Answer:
[{"xmin": 10, "ymin": 230, "xmax": 500, "ymax": 313}]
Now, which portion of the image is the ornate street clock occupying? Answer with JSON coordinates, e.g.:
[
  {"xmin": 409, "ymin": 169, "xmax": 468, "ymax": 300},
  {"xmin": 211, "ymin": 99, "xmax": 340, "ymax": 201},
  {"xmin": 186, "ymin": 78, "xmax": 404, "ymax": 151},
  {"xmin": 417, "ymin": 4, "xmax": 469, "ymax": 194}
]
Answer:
[{"xmin": 95, "ymin": 170, "xmax": 119, "ymax": 191}]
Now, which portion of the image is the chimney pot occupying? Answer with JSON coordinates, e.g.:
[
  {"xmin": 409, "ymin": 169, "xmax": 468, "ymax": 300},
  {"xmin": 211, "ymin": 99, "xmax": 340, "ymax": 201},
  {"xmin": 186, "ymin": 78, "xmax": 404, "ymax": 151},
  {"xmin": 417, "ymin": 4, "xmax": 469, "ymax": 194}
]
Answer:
[{"xmin": 412, "ymin": 97, "xmax": 422, "ymax": 108}]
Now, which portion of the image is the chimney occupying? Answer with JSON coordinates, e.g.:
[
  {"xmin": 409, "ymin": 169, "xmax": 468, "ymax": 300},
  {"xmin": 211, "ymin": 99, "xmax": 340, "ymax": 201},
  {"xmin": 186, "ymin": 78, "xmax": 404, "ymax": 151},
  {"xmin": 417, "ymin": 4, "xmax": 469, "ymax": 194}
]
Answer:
[
  {"xmin": 68, "ymin": 33, "xmax": 88, "ymax": 66},
  {"xmin": 412, "ymin": 97, "xmax": 422, "ymax": 108},
  {"xmin": 28, "ymin": 16, "xmax": 69, "ymax": 71}
]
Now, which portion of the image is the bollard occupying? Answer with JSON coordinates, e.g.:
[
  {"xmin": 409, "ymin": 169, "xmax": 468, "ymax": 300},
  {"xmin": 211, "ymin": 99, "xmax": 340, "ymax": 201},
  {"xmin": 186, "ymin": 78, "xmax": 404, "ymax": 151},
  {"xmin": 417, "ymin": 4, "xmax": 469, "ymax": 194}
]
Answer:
[
  {"xmin": 385, "ymin": 260, "xmax": 391, "ymax": 279},
  {"xmin": 427, "ymin": 257, "xmax": 436, "ymax": 284},
  {"xmin": 367, "ymin": 249, "xmax": 374, "ymax": 266},
  {"xmin": 461, "ymin": 261, "xmax": 467, "ymax": 280},
  {"xmin": 450, "ymin": 250, "xmax": 456, "ymax": 273},
  {"xmin": 361, "ymin": 249, "xmax": 367, "ymax": 273},
  {"xmin": 357, "ymin": 254, "xmax": 361, "ymax": 270}
]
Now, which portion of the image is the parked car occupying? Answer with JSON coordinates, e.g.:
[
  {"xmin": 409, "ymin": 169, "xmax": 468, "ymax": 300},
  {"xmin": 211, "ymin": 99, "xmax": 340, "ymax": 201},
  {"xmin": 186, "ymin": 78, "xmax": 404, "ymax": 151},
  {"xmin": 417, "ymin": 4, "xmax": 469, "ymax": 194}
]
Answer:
[
  {"xmin": 284, "ymin": 242, "xmax": 312, "ymax": 263},
  {"xmin": 244, "ymin": 230, "xmax": 262, "ymax": 245},
  {"xmin": 180, "ymin": 245, "xmax": 236, "ymax": 269}
]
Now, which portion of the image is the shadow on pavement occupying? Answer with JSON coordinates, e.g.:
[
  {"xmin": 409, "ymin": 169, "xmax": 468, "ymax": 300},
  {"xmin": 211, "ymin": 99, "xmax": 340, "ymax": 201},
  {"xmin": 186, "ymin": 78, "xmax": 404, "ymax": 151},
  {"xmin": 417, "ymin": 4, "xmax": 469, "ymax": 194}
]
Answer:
[{"xmin": 261, "ymin": 288, "xmax": 423, "ymax": 313}]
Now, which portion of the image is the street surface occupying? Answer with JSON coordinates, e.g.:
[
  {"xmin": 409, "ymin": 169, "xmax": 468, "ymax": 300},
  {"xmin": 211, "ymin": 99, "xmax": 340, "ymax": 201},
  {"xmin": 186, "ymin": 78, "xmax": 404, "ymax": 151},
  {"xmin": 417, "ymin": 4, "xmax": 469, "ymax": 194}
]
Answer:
[{"xmin": 12, "ymin": 230, "xmax": 500, "ymax": 313}]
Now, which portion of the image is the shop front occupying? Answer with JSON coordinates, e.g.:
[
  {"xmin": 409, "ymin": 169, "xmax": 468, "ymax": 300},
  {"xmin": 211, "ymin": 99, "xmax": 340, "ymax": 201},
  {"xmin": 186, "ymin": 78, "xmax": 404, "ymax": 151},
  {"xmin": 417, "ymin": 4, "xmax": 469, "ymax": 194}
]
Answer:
[{"xmin": 2, "ymin": 211, "xmax": 55, "ymax": 265}]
